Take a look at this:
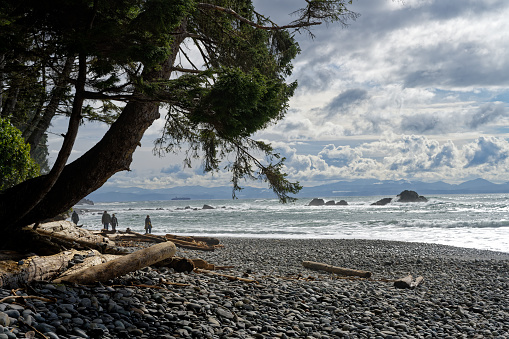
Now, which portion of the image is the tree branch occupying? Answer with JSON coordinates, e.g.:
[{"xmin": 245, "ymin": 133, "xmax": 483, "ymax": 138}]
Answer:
[
  {"xmin": 197, "ymin": 3, "xmax": 322, "ymax": 30},
  {"xmin": 170, "ymin": 66, "xmax": 204, "ymax": 74}
]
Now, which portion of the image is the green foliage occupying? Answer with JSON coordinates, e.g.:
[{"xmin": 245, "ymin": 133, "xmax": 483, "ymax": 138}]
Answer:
[
  {"xmin": 0, "ymin": 0, "xmax": 358, "ymax": 202},
  {"xmin": 192, "ymin": 67, "xmax": 296, "ymax": 139},
  {"xmin": 32, "ymin": 133, "xmax": 50, "ymax": 174},
  {"xmin": 152, "ymin": 1, "xmax": 308, "ymax": 201},
  {"xmin": 0, "ymin": 118, "xmax": 40, "ymax": 191}
]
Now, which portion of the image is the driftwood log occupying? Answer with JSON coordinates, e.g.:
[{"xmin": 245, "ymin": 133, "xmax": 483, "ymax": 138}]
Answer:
[
  {"xmin": 394, "ymin": 274, "xmax": 424, "ymax": 289},
  {"xmin": 302, "ymin": 261, "xmax": 372, "ymax": 278},
  {"xmin": 36, "ymin": 228, "xmax": 128, "ymax": 254},
  {"xmin": 194, "ymin": 268, "xmax": 258, "ymax": 283},
  {"xmin": 0, "ymin": 249, "xmax": 90, "ymax": 288},
  {"xmin": 114, "ymin": 231, "xmax": 219, "ymax": 251},
  {"xmin": 54, "ymin": 242, "xmax": 176, "ymax": 285},
  {"xmin": 164, "ymin": 234, "xmax": 218, "ymax": 251}
]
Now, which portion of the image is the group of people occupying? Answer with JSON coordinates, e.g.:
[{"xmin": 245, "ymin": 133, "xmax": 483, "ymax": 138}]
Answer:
[
  {"xmin": 101, "ymin": 211, "xmax": 153, "ymax": 234},
  {"xmin": 101, "ymin": 211, "xmax": 119, "ymax": 231},
  {"xmin": 71, "ymin": 210, "xmax": 153, "ymax": 234}
]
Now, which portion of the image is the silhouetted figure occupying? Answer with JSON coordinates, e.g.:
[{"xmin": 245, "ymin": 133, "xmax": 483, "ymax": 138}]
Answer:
[
  {"xmin": 102, "ymin": 211, "xmax": 112, "ymax": 230},
  {"xmin": 111, "ymin": 213, "xmax": 118, "ymax": 232},
  {"xmin": 71, "ymin": 211, "xmax": 79, "ymax": 225},
  {"xmin": 145, "ymin": 215, "xmax": 152, "ymax": 234}
]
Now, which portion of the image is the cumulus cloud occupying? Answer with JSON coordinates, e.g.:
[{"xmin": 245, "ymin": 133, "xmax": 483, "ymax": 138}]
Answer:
[
  {"xmin": 50, "ymin": 1, "xmax": 509, "ymax": 189},
  {"xmin": 464, "ymin": 136, "xmax": 509, "ymax": 167},
  {"xmin": 269, "ymin": 134, "xmax": 509, "ymax": 185}
]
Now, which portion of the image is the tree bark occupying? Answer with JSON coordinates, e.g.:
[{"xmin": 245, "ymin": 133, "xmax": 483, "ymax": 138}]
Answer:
[
  {"xmin": 0, "ymin": 22, "xmax": 188, "ymax": 232},
  {"xmin": 0, "ymin": 250, "xmax": 84, "ymax": 288},
  {"xmin": 302, "ymin": 261, "xmax": 372, "ymax": 278},
  {"xmin": 53, "ymin": 241, "xmax": 176, "ymax": 285},
  {"xmin": 26, "ymin": 56, "xmax": 75, "ymax": 155},
  {"xmin": 2, "ymin": 54, "xmax": 86, "ymax": 229}
]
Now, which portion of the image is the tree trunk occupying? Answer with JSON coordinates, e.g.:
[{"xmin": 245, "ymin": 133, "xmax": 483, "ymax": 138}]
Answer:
[
  {"xmin": 53, "ymin": 241, "xmax": 176, "ymax": 284},
  {"xmin": 302, "ymin": 261, "xmax": 372, "ymax": 278},
  {"xmin": 2, "ymin": 53, "xmax": 86, "ymax": 229},
  {"xmin": 0, "ymin": 23, "xmax": 188, "ymax": 234},
  {"xmin": 26, "ymin": 56, "xmax": 75, "ymax": 155},
  {"xmin": 0, "ymin": 250, "xmax": 84, "ymax": 288}
]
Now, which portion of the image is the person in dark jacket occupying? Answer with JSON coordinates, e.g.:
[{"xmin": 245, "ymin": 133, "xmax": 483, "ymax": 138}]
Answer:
[
  {"xmin": 111, "ymin": 213, "xmax": 118, "ymax": 232},
  {"xmin": 102, "ymin": 211, "xmax": 112, "ymax": 230},
  {"xmin": 71, "ymin": 210, "xmax": 79, "ymax": 225},
  {"xmin": 145, "ymin": 215, "xmax": 152, "ymax": 234}
]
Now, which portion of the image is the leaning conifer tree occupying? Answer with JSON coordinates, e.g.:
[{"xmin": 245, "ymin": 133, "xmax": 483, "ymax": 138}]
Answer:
[{"xmin": 0, "ymin": 0, "xmax": 359, "ymax": 247}]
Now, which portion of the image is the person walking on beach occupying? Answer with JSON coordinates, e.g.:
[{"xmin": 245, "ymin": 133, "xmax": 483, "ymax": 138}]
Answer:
[
  {"xmin": 71, "ymin": 210, "xmax": 79, "ymax": 225},
  {"xmin": 102, "ymin": 211, "xmax": 112, "ymax": 230},
  {"xmin": 145, "ymin": 215, "xmax": 152, "ymax": 234},
  {"xmin": 111, "ymin": 213, "xmax": 118, "ymax": 232}
]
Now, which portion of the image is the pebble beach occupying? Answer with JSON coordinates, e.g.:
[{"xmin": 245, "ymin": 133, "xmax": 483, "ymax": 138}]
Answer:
[{"xmin": 1, "ymin": 238, "xmax": 508, "ymax": 338}]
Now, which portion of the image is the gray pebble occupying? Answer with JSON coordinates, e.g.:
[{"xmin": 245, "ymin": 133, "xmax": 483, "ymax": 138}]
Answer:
[{"xmin": 0, "ymin": 238, "xmax": 506, "ymax": 338}]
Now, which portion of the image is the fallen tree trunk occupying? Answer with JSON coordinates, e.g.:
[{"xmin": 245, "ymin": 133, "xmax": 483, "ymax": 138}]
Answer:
[
  {"xmin": 302, "ymin": 261, "xmax": 372, "ymax": 278},
  {"xmin": 54, "ymin": 242, "xmax": 176, "ymax": 284},
  {"xmin": 118, "ymin": 231, "xmax": 167, "ymax": 243},
  {"xmin": 190, "ymin": 236, "xmax": 220, "ymax": 246},
  {"xmin": 36, "ymin": 228, "xmax": 128, "ymax": 255},
  {"xmin": 164, "ymin": 235, "xmax": 217, "ymax": 251},
  {"xmin": 166, "ymin": 234, "xmax": 220, "ymax": 246},
  {"xmin": 0, "ymin": 250, "xmax": 88, "ymax": 288}
]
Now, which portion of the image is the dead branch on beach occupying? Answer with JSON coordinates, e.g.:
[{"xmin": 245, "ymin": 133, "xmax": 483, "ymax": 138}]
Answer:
[
  {"xmin": 302, "ymin": 261, "xmax": 372, "ymax": 278},
  {"xmin": 0, "ymin": 295, "xmax": 56, "ymax": 303},
  {"xmin": 194, "ymin": 268, "xmax": 259, "ymax": 283},
  {"xmin": 110, "ymin": 230, "xmax": 221, "ymax": 251}
]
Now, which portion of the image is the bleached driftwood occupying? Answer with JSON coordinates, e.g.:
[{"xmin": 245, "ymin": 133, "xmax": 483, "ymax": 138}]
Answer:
[
  {"xmin": 0, "ymin": 249, "xmax": 94, "ymax": 288},
  {"xmin": 54, "ymin": 242, "xmax": 176, "ymax": 284},
  {"xmin": 302, "ymin": 261, "xmax": 372, "ymax": 278},
  {"xmin": 113, "ymin": 231, "xmax": 219, "ymax": 251},
  {"xmin": 394, "ymin": 274, "xmax": 424, "ymax": 289},
  {"xmin": 35, "ymin": 221, "xmax": 126, "ymax": 254},
  {"xmin": 165, "ymin": 234, "xmax": 217, "ymax": 251}
]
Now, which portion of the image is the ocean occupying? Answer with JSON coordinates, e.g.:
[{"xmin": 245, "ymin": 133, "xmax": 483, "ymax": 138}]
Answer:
[{"xmin": 74, "ymin": 193, "xmax": 509, "ymax": 253}]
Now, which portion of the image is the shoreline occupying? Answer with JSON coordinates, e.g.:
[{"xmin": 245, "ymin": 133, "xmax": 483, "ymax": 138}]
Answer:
[{"xmin": 0, "ymin": 237, "xmax": 507, "ymax": 338}]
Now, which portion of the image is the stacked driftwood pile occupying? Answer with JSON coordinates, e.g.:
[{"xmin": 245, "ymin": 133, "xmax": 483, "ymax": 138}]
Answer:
[
  {"xmin": 0, "ymin": 221, "xmax": 223, "ymax": 289},
  {"xmin": 0, "ymin": 221, "xmax": 424, "ymax": 290}
]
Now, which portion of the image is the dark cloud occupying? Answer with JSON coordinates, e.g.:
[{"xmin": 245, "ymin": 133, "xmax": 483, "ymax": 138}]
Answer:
[
  {"xmin": 403, "ymin": 42, "xmax": 509, "ymax": 89},
  {"xmin": 400, "ymin": 113, "xmax": 441, "ymax": 134},
  {"xmin": 295, "ymin": 67, "xmax": 339, "ymax": 92},
  {"xmin": 324, "ymin": 89, "xmax": 368, "ymax": 118},
  {"xmin": 469, "ymin": 103, "xmax": 507, "ymax": 129}
]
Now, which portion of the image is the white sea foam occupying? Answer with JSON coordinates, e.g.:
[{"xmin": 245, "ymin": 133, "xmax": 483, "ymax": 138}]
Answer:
[{"xmin": 75, "ymin": 193, "xmax": 509, "ymax": 253}]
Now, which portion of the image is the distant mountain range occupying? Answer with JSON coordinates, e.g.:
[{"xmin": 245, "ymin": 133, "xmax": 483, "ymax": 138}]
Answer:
[{"xmin": 85, "ymin": 178, "xmax": 509, "ymax": 202}]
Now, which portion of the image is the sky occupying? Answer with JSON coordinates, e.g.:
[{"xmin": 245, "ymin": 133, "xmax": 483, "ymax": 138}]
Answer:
[{"xmin": 48, "ymin": 0, "xmax": 509, "ymax": 190}]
